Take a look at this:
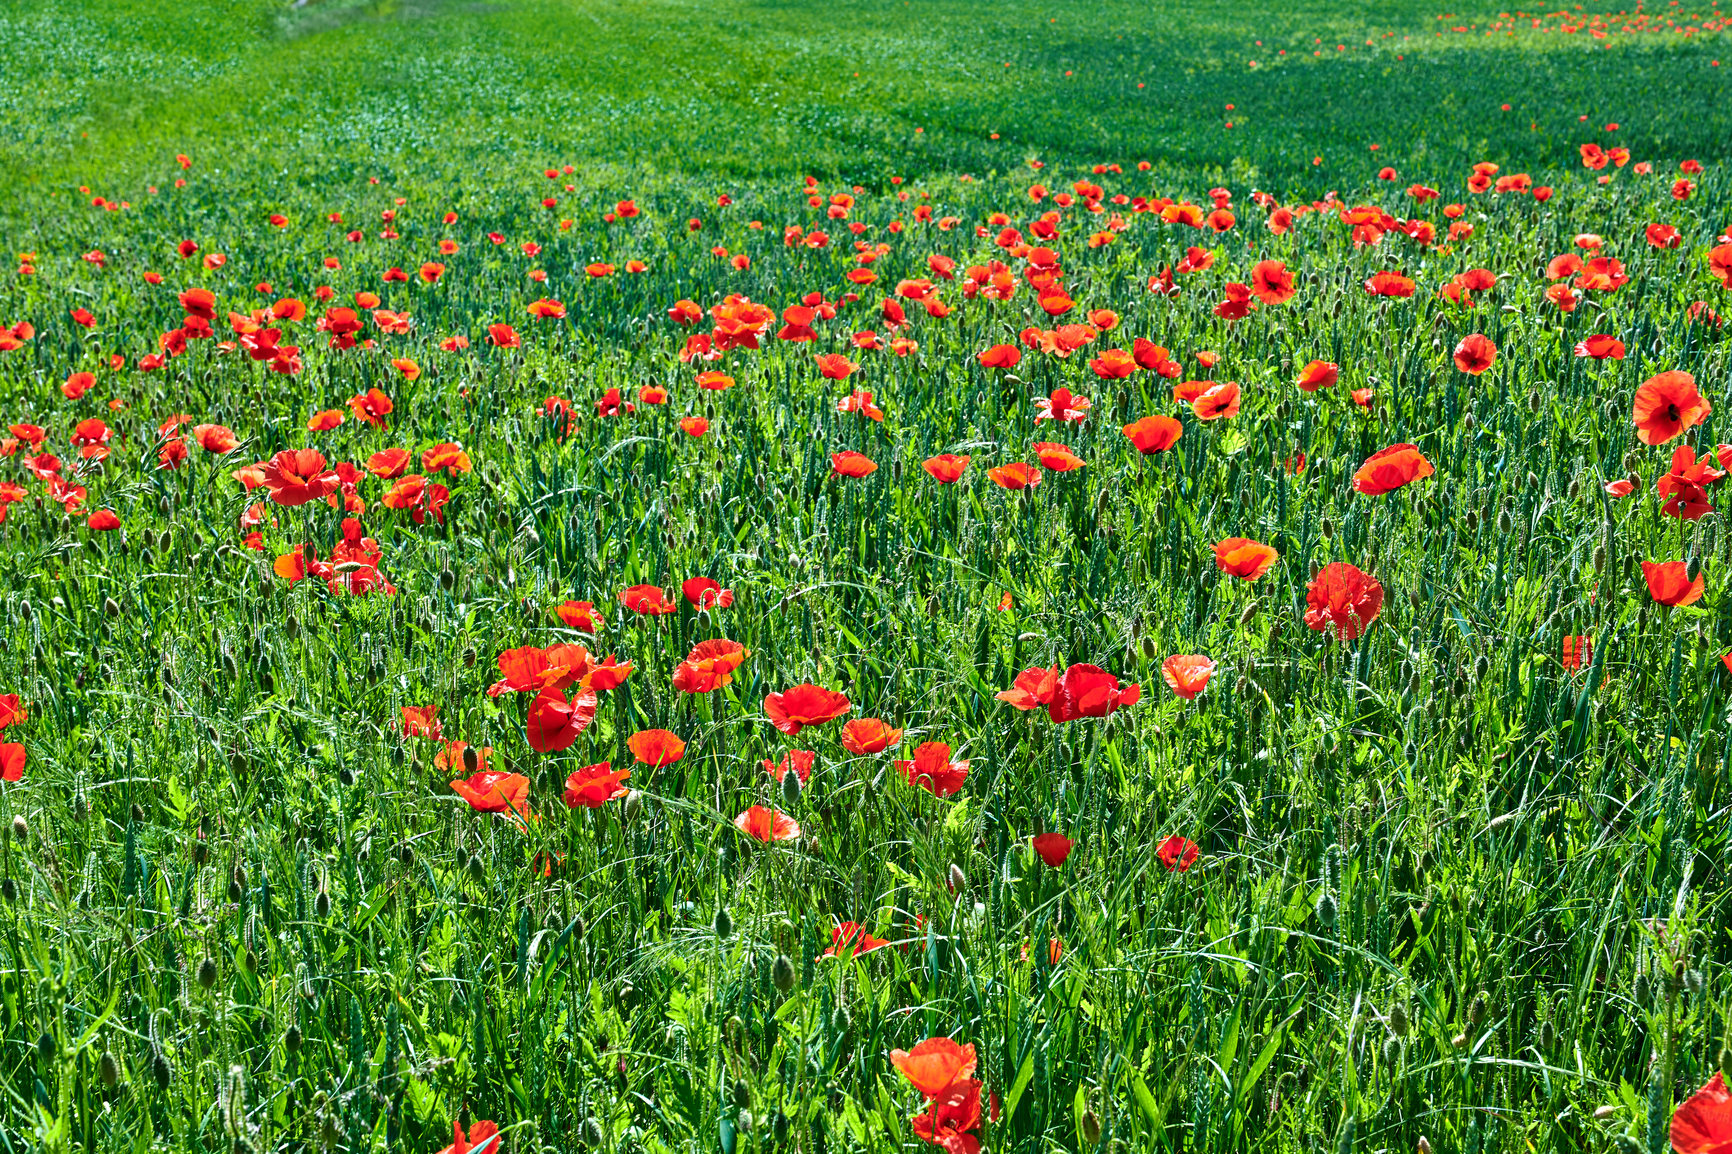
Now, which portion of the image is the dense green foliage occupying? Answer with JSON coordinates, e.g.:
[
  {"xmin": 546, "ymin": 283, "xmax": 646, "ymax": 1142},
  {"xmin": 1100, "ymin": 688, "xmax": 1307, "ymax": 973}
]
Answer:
[{"xmin": 2, "ymin": 2, "xmax": 1732, "ymax": 1154}]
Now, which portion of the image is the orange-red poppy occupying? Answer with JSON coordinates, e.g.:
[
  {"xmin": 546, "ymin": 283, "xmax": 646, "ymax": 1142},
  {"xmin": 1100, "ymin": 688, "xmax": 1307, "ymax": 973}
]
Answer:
[
  {"xmin": 1213, "ymin": 537, "xmax": 1279, "ymax": 580},
  {"xmin": 1643, "ymin": 561, "xmax": 1706, "ymax": 607},
  {"xmin": 1121, "ymin": 415, "xmax": 1182, "ymax": 453},
  {"xmin": 890, "ymin": 1037, "xmax": 978, "ymax": 1098},
  {"xmin": 562, "ymin": 762, "xmax": 630, "ymax": 808},
  {"xmin": 450, "ymin": 770, "xmax": 530, "ymax": 817},
  {"xmin": 922, "ymin": 454, "xmax": 971, "ymax": 483},
  {"xmin": 1161, "ymin": 655, "xmax": 1215, "ymax": 699},
  {"xmin": 1633, "ymin": 371, "xmax": 1711, "ymax": 446},
  {"xmin": 1452, "ymin": 334, "xmax": 1497, "ymax": 375},
  {"xmin": 987, "ymin": 462, "xmax": 1041, "ymax": 490},
  {"xmin": 1157, "ymin": 835, "xmax": 1200, "ymax": 871},
  {"xmin": 1304, "ymin": 563, "xmax": 1384, "ymax": 640},
  {"xmin": 840, "ymin": 717, "xmax": 903, "ymax": 754},
  {"xmin": 734, "ymin": 805, "xmax": 801, "ymax": 843},
  {"xmin": 1353, "ymin": 444, "xmax": 1435, "ymax": 495},
  {"xmin": 765, "ymin": 684, "xmax": 851, "ymax": 735},
  {"xmin": 671, "ymin": 638, "xmax": 750, "ymax": 692},
  {"xmin": 895, "ymin": 741, "xmax": 970, "ymax": 798},
  {"xmin": 1295, "ymin": 360, "xmax": 1339, "ymax": 391},
  {"xmin": 627, "ymin": 729, "xmax": 686, "ymax": 767},
  {"xmin": 526, "ymin": 687, "xmax": 598, "ymax": 752}
]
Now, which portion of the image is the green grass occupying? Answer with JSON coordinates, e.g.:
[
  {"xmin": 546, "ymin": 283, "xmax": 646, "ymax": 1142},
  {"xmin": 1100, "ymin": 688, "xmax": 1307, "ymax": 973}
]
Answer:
[{"xmin": 2, "ymin": 1, "xmax": 1732, "ymax": 1153}]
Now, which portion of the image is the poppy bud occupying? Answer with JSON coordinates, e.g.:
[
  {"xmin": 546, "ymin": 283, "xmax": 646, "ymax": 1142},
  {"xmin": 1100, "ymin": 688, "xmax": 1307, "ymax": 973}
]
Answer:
[
  {"xmin": 714, "ymin": 907, "xmax": 733, "ymax": 938},
  {"xmin": 1687, "ymin": 555, "xmax": 1702, "ymax": 583},
  {"xmin": 1450, "ymin": 1032, "xmax": 1468, "ymax": 1048},
  {"xmin": 314, "ymin": 889, "xmax": 331, "ymax": 918},
  {"xmin": 892, "ymin": 458, "xmax": 903, "ymax": 483},
  {"xmin": 1081, "ymin": 1110, "xmax": 1101, "ymax": 1144},
  {"xmin": 18, "ymin": 599, "xmax": 31, "ymax": 620},
  {"xmin": 99, "ymin": 1050, "xmax": 120, "ymax": 1087},
  {"xmin": 732, "ymin": 1078, "xmax": 751, "ymax": 1109},
  {"xmin": 284, "ymin": 1025, "xmax": 303, "ymax": 1053},
  {"xmin": 462, "ymin": 746, "xmax": 479, "ymax": 774},
  {"xmin": 1462, "ymin": 412, "xmax": 1475, "ymax": 431},
  {"xmin": 1238, "ymin": 600, "xmax": 1259, "ymax": 627},
  {"xmin": 1466, "ymin": 990, "xmax": 1487, "ymax": 1026},
  {"xmin": 1381, "ymin": 1036, "xmax": 1401, "ymax": 1066},
  {"xmin": 1389, "ymin": 1003, "xmax": 1409, "ymax": 1036},
  {"xmin": 439, "ymin": 569, "xmax": 455, "ymax": 591},
  {"xmin": 1538, "ymin": 1020, "xmax": 1557, "ymax": 1051},
  {"xmin": 623, "ymin": 790, "xmax": 643, "ymax": 823},
  {"xmin": 467, "ymin": 853, "xmax": 485, "ymax": 882},
  {"xmin": 780, "ymin": 768, "xmax": 802, "ymax": 809},
  {"xmin": 1140, "ymin": 637, "xmax": 1157, "ymax": 660},
  {"xmin": 1314, "ymin": 891, "xmax": 1337, "ymax": 928},
  {"xmin": 152, "ymin": 1052, "xmax": 172, "ymax": 1089},
  {"xmin": 1686, "ymin": 969, "xmax": 1705, "ymax": 995},
  {"xmin": 1320, "ymin": 518, "xmax": 1334, "ymax": 540},
  {"xmin": 1592, "ymin": 545, "xmax": 1606, "ymax": 573},
  {"xmin": 1527, "ymin": 391, "xmax": 1541, "ymax": 413},
  {"xmin": 140, "ymin": 548, "xmax": 154, "ymax": 567},
  {"xmin": 949, "ymin": 862, "xmax": 968, "ymax": 894},
  {"xmin": 398, "ymin": 842, "xmax": 414, "ymax": 865},
  {"xmin": 771, "ymin": 954, "xmax": 796, "ymax": 993},
  {"xmin": 1720, "ymin": 1046, "xmax": 1732, "ymax": 1080},
  {"xmin": 1418, "ymin": 1137, "xmax": 1433, "ymax": 1154},
  {"xmin": 11, "ymin": 815, "xmax": 25, "ymax": 840},
  {"xmin": 197, "ymin": 958, "xmax": 219, "ymax": 989},
  {"xmin": 463, "ymin": 647, "xmax": 476, "ymax": 667}
]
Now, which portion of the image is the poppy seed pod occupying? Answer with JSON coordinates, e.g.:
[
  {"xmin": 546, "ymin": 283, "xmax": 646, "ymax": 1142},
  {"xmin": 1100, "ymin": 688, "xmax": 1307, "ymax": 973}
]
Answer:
[
  {"xmin": 714, "ymin": 907, "xmax": 732, "ymax": 938},
  {"xmin": 197, "ymin": 958, "xmax": 218, "ymax": 989},
  {"xmin": 771, "ymin": 954, "xmax": 796, "ymax": 992}
]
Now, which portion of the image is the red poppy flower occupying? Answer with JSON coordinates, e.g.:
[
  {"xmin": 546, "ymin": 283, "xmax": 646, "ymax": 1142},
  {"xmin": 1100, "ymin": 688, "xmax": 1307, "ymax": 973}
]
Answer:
[
  {"xmin": 1452, "ymin": 334, "xmax": 1497, "ymax": 375},
  {"xmin": 910, "ymin": 1080, "xmax": 983, "ymax": 1154},
  {"xmin": 450, "ymin": 770, "xmax": 530, "ymax": 817},
  {"xmin": 671, "ymin": 638, "xmax": 750, "ymax": 693},
  {"xmin": 618, "ymin": 583, "xmax": 677, "ymax": 615},
  {"xmin": 681, "ymin": 577, "xmax": 734, "ymax": 610},
  {"xmin": 1192, "ymin": 381, "xmax": 1241, "ymax": 421},
  {"xmin": 0, "ymin": 695, "xmax": 25, "ymax": 732},
  {"xmin": 489, "ymin": 644, "xmax": 596, "ymax": 695},
  {"xmin": 840, "ymin": 717, "xmax": 903, "ymax": 754},
  {"xmin": 1633, "ymin": 371, "xmax": 1711, "ymax": 446},
  {"xmin": 487, "ymin": 322, "xmax": 520, "ymax": 348},
  {"xmin": 1671, "ymin": 1072, "xmax": 1732, "ymax": 1154},
  {"xmin": 836, "ymin": 389, "xmax": 884, "ymax": 421},
  {"xmin": 1031, "ymin": 832, "xmax": 1074, "ymax": 868},
  {"xmin": 1214, "ymin": 537, "xmax": 1279, "ymax": 580},
  {"xmin": 890, "ymin": 1038, "xmax": 979, "ymax": 1098},
  {"xmin": 825, "ymin": 922, "xmax": 890, "ymax": 958},
  {"xmin": 922, "ymin": 454, "xmax": 970, "ymax": 482},
  {"xmin": 556, "ymin": 600, "xmax": 601, "ymax": 632},
  {"xmin": 401, "ymin": 705, "xmax": 442, "ymax": 739},
  {"xmin": 1363, "ymin": 271, "xmax": 1416, "ymax": 297},
  {"xmin": 1656, "ymin": 444, "xmax": 1724, "ymax": 520},
  {"xmin": 977, "ymin": 344, "xmax": 1021, "ymax": 368},
  {"xmin": 1032, "ymin": 442, "xmax": 1084, "ymax": 471},
  {"xmin": 1121, "ymin": 415, "xmax": 1182, "ymax": 454},
  {"xmin": 1045, "ymin": 663, "xmax": 1141, "ymax": 723},
  {"xmin": 1573, "ymin": 334, "xmax": 1625, "ymax": 360},
  {"xmin": 815, "ymin": 353, "xmax": 858, "ymax": 379},
  {"xmin": 627, "ymin": 729, "xmax": 686, "ymax": 767},
  {"xmin": 1036, "ymin": 387, "xmax": 1093, "ymax": 422},
  {"xmin": 437, "ymin": 1120, "xmax": 500, "ymax": 1154},
  {"xmin": 987, "ymin": 462, "xmax": 1042, "ymax": 490},
  {"xmin": 1157, "ymin": 835, "xmax": 1200, "ymax": 871},
  {"xmin": 560, "ymin": 761, "xmax": 629, "ymax": 808},
  {"xmin": 526, "ymin": 686, "xmax": 599, "ymax": 752},
  {"xmin": 1161, "ymin": 655, "xmax": 1216, "ymax": 699},
  {"xmin": 1304, "ymin": 562, "xmax": 1384, "ymax": 640},
  {"xmin": 261, "ymin": 449, "xmax": 339, "ymax": 506},
  {"xmin": 680, "ymin": 416, "xmax": 709, "ymax": 437},
  {"xmin": 1249, "ymin": 259, "xmax": 1296, "ymax": 304},
  {"xmin": 1643, "ymin": 561, "xmax": 1706, "ymax": 607},
  {"xmin": 1560, "ymin": 636, "xmax": 1592, "ymax": 672},
  {"xmin": 830, "ymin": 450, "xmax": 877, "ymax": 477},
  {"xmin": 0, "ymin": 743, "xmax": 23, "ymax": 782},
  {"xmin": 762, "ymin": 749, "xmax": 816, "ymax": 783},
  {"xmin": 895, "ymin": 741, "xmax": 970, "ymax": 798},
  {"xmin": 764, "ymin": 684, "xmax": 851, "ymax": 735},
  {"xmin": 1353, "ymin": 444, "xmax": 1435, "ymax": 495},
  {"xmin": 734, "ymin": 805, "xmax": 801, "ymax": 843},
  {"xmin": 1295, "ymin": 360, "xmax": 1339, "ymax": 391},
  {"xmin": 87, "ymin": 509, "xmax": 121, "ymax": 532}
]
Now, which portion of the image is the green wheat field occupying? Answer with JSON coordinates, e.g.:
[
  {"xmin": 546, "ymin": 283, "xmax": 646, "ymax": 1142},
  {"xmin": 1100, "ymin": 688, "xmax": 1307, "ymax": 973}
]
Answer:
[{"xmin": 3, "ymin": 0, "xmax": 1732, "ymax": 1152}]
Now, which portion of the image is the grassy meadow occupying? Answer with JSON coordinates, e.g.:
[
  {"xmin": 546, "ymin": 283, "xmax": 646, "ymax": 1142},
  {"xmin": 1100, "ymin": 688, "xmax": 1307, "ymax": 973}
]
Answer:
[{"xmin": 2, "ymin": 0, "xmax": 1732, "ymax": 1152}]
